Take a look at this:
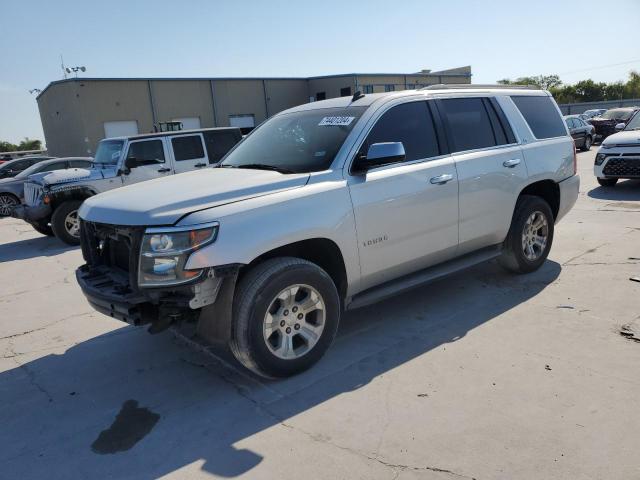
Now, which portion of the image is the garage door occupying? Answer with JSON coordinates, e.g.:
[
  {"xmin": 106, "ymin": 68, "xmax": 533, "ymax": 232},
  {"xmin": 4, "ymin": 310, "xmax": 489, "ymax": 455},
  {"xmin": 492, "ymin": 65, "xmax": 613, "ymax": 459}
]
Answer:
[
  {"xmin": 173, "ymin": 117, "xmax": 201, "ymax": 130},
  {"xmin": 104, "ymin": 120, "xmax": 139, "ymax": 138}
]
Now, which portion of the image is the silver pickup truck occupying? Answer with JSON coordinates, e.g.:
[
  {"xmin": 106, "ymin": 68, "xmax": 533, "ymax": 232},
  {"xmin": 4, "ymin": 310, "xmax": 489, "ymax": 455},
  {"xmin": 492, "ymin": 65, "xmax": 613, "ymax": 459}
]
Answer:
[
  {"xmin": 13, "ymin": 127, "xmax": 241, "ymax": 244},
  {"xmin": 76, "ymin": 86, "xmax": 579, "ymax": 378}
]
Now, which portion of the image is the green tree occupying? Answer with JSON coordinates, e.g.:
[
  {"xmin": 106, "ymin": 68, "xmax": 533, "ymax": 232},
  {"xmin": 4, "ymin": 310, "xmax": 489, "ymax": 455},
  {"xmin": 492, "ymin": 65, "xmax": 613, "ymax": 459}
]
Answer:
[
  {"xmin": 17, "ymin": 138, "xmax": 42, "ymax": 151},
  {"xmin": 498, "ymin": 74, "xmax": 562, "ymax": 90},
  {"xmin": 0, "ymin": 141, "xmax": 17, "ymax": 152}
]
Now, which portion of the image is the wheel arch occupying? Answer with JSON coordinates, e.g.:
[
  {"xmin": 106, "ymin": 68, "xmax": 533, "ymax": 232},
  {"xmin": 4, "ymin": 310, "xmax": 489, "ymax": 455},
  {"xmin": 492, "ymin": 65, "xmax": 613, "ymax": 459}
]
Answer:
[
  {"xmin": 518, "ymin": 180, "xmax": 560, "ymax": 220},
  {"xmin": 240, "ymin": 238, "xmax": 349, "ymax": 303}
]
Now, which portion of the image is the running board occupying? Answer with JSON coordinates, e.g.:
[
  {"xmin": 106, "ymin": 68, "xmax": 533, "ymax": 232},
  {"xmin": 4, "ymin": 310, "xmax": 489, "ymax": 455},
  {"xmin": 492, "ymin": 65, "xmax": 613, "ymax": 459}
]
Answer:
[{"xmin": 346, "ymin": 245, "xmax": 503, "ymax": 310}]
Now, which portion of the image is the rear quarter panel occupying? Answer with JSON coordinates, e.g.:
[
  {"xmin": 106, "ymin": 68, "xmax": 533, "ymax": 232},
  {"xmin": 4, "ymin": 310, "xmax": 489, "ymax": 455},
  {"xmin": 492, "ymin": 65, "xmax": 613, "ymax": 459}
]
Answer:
[{"xmin": 497, "ymin": 95, "xmax": 575, "ymax": 183}]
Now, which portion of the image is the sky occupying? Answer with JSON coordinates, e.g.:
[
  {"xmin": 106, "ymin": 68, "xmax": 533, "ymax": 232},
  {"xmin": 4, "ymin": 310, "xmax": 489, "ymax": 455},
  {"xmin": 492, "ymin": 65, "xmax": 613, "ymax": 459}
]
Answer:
[{"xmin": 1, "ymin": 0, "xmax": 639, "ymax": 144}]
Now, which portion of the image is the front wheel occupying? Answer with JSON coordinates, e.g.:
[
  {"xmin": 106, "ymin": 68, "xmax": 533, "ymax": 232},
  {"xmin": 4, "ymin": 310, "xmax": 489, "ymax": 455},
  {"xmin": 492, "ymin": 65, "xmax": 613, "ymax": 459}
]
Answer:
[
  {"xmin": 597, "ymin": 177, "xmax": 617, "ymax": 187},
  {"xmin": 51, "ymin": 200, "xmax": 83, "ymax": 245},
  {"xmin": 499, "ymin": 195, "xmax": 554, "ymax": 274},
  {"xmin": 229, "ymin": 257, "xmax": 340, "ymax": 378},
  {"xmin": 0, "ymin": 193, "xmax": 18, "ymax": 217}
]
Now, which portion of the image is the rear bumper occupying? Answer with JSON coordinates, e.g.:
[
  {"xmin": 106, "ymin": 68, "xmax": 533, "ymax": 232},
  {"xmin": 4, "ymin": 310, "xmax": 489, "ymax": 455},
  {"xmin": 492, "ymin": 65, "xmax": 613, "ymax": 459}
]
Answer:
[
  {"xmin": 12, "ymin": 204, "xmax": 51, "ymax": 222},
  {"xmin": 556, "ymin": 174, "xmax": 579, "ymax": 223}
]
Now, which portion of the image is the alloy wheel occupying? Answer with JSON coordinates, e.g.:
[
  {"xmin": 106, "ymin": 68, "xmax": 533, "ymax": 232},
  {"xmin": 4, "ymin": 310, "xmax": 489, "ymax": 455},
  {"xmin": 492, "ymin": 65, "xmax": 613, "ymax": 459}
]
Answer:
[
  {"xmin": 263, "ymin": 284, "xmax": 326, "ymax": 360},
  {"xmin": 0, "ymin": 195, "xmax": 17, "ymax": 216},
  {"xmin": 521, "ymin": 211, "xmax": 549, "ymax": 261},
  {"xmin": 64, "ymin": 210, "xmax": 80, "ymax": 238}
]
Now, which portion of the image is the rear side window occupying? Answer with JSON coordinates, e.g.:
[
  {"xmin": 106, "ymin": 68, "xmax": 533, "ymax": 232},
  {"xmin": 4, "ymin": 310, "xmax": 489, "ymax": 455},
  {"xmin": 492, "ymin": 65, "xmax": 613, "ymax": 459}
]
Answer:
[
  {"xmin": 69, "ymin": 160, "xmax": 91, "ymax": 168},
  {"xmin": 511, "ymin": 96, "xmax": 566, "ymax": 139},
  {"xmin": 439, "ymin": 98, "xmax": 497, "ymax": 152},
  {"xmin": 172, "ymin": 135, "xmax": 205, "ymax": 161},
  {"xmin": 203, "ymin": 130, "xmax": 241, "ymax": 164},
  {"xmin": 361, "ymin": 101, "xmax": 440, "ymax": 162}
]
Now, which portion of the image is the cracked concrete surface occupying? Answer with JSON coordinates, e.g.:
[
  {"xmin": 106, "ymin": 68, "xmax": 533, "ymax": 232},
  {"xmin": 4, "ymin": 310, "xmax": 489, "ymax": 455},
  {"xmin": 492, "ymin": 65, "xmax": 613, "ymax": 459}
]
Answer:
[{"xmin": 1, "ymin": 149, "xmax": 639, "ymax": 479}]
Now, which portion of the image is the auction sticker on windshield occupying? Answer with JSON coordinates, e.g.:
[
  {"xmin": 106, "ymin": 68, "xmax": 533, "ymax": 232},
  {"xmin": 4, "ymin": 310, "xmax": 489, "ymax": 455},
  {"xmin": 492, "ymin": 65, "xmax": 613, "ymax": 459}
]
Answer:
[{"xmin": 318, "ymin": 116, "xmax": 355, "ymax": 126}]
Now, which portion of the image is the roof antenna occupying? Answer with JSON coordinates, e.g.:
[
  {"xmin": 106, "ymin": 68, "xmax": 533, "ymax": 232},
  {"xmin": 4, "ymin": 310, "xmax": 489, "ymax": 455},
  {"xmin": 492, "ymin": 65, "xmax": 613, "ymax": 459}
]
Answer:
[{"xmin": 351, "ymin": 90, "xmax": 365, "ymax": 102}]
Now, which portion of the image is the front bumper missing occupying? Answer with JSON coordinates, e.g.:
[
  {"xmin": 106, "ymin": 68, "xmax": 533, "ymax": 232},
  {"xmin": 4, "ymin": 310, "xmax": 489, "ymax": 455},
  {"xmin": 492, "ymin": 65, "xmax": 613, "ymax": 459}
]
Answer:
[
  {"xmin": 76, "ymin": 264, "xmax": 224, "ymax": 329},
  {"xmin": 12, "ymin": 204, "xmax": 51, "ymax": 222}
]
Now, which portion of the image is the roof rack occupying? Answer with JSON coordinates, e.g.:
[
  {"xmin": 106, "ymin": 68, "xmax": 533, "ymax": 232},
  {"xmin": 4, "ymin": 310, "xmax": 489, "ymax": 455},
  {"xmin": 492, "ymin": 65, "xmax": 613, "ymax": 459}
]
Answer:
[{"xmin": 420, "ymin": 84, "xmax": 541, "ymax": 91}]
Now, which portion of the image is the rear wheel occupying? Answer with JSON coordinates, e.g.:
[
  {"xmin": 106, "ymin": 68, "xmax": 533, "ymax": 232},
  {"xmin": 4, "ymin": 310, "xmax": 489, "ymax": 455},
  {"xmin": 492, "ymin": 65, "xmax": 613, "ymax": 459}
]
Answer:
[
  {"xmin": 0, "ymin": 193, "xmax": 18, "ymax": 217},
  {"xmin": 597, "ymin": 178, "xmax": 617, "ymax": 187},
  {"xmin": 581, "ymin": 135, "xmax": 592, "ymax": 151},
  {"xmin": 229, "ymin": 257, "xmax": 340, "ymax": 378},
  {"xmin": 51, "ymin": 200, "xmax": 83, "ymax": 245},
  {"xmin": 499, "ymin": 195, "xmax": 554, "ymax": 274}
]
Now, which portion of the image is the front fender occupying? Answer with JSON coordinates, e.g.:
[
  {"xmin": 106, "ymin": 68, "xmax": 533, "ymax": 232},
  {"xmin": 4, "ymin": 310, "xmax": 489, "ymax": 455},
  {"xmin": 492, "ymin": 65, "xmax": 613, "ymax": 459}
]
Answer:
[{"xmin": 182, "ymin": 181, "xmax": 361, "ymax": 293}]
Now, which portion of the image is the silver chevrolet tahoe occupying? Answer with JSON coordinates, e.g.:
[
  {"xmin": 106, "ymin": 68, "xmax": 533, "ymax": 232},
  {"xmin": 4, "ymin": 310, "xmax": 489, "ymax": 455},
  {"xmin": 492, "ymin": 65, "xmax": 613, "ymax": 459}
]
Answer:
[{"xmin": 76, "ymin": 85, "xmax": 579, "ymax": 378}]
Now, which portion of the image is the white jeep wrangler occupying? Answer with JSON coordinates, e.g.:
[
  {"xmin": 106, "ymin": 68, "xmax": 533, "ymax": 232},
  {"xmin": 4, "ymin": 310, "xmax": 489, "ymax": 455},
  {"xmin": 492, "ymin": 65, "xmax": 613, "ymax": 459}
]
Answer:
[
  {"xmin": 13, "ymin": 128, "xmax": 241, "ymax": 245},
  {"xmin": 76, "ymin": 86, "xmax": 579, "ymax": 378}
]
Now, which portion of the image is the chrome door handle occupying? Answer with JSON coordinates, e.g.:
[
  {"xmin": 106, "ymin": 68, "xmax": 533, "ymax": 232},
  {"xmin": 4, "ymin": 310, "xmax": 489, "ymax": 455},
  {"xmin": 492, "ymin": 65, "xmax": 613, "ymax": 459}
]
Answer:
[
  {"xmin": 194, "ymin": 163, "xmax": 207, "ymax": 168},
  {"xmin": 157, "ymin": 168, "xmax": 171, "ymax": 173},
  {"xmin": 430, "ymin": 173, "xmax": 454, "ymax": 185},
  {"xmin": 503, "ymin": 158, "xmax": 521, "ymax": 168}
]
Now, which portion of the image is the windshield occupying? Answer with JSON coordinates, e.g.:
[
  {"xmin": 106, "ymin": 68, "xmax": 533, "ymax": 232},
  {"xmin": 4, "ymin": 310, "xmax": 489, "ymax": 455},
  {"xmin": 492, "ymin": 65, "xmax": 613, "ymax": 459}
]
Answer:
[
  {"xmin": 625, "ymin": 112, "xmax": 640, "ymax": 130},
  {"xmin": 94, "ymin": 140, "xmax": 124, "ymax": 165},
  {"xmin": 220, "ymin": 107, "xmax": 366, "ymax": 173},
  {"xmin": 600, "ymin": 109, "xmax": 635, "ymax": 121}
]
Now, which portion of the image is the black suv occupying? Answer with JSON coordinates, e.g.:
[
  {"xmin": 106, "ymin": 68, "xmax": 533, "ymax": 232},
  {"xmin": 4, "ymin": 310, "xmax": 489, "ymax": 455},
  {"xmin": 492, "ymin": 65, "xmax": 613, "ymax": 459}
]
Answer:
[{"xmin": 590, "ymin": 107, "xmax": 639, "ymax": 142}]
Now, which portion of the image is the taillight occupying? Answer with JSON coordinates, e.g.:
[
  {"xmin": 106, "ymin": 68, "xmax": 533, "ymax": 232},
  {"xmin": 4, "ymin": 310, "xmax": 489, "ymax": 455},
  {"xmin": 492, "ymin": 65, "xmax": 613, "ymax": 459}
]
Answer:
[{"xmin": 573, "ymin": 144, "xmax": 577, "ymax": 175}]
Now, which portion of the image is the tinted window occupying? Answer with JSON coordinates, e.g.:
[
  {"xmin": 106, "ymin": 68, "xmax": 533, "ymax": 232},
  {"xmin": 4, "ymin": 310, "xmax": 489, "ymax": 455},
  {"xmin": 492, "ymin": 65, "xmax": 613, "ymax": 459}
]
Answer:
[
  {"xmin": 127, "ymin": 140, "xmax": 165, "ymax": 164},
  {"xmin": 439, "ymin": 98, "xmax": 497, "ymax": 152},
  {"xmin": 11, "ymin": 159, "xmax": 31, "ymax": 170},
  {"xmin": 69, "ymin": 160, "xmax": 92, "ymax": 168},
  {"xmin": 203, "ymin": 130, "xmax": 240, "ymax": 164},
  {"xmin": 511, "ymin": 96, "xmax": 566, "ymax": 139},
  {"xmin": 40, "ymin": 162, "xmax": 68, "ymax": 172},
  {"xmin": 361, "ymin": 101, "xmax": 440, "ymax": 162},
  {"xmin": 172, "ymin": 135, "xmax": 205, "ymax": 161}
]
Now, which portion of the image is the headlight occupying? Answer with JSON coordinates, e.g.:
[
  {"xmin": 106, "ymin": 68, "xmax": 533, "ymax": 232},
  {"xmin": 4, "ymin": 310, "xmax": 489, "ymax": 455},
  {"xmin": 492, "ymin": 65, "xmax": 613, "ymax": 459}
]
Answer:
[
  {"xmin": 138, "ymin": 222, "xmax": 218, "ymax": 287},
  {"xmin": 595, "ymin": 153, "xmax": 607, "ymax": 166}
]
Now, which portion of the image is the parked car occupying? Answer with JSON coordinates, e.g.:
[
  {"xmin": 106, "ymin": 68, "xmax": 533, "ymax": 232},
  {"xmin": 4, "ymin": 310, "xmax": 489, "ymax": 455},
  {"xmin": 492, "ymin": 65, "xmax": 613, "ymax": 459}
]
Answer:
[
  {"xmin": 0, "ymin": 158, "xmax": 91, "ymax": 219},
  {"xmin": 75, "ymin": 86, "xmax": 579, "ymax": 378},
  {"xmin": 13, "ymin": 128, "xmax": 242, "ymax": 245},
  {"xmin": 582, "ymin": 109, "xmax": 607, "ymax": 119},
  {"xmin": 594, "ymin": 108, "xmax": 640, "ymax": 187},
  {"xmin": 0, "ymin": 156, "xmax": 54, "ymax": 178},
  {"xmin": 564, "ymin": 115, "xmax": 595, "ymax": 151},
  {"xmin": 590, "ymin": 107, "xmax": 639, "ymax": 142}
]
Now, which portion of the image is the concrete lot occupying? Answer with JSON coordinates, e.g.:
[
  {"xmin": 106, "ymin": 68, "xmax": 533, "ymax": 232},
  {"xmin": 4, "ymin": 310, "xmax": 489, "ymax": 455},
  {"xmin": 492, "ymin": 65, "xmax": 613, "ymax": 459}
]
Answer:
[{"xmin": 1, "ymin": 149, "xmax": 639, "ymax": 480}]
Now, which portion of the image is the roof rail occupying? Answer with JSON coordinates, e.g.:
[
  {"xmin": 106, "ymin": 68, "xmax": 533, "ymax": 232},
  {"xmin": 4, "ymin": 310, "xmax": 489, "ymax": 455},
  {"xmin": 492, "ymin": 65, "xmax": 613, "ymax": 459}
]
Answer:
[{"xmin": 420, "ymin": 84, "xmax": 541, "ymax": 91}]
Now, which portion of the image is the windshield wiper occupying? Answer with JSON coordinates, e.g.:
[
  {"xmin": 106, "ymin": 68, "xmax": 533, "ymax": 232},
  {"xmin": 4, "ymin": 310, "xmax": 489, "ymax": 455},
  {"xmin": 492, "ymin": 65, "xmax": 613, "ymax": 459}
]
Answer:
[{"xmin": 233, "ymin": 163, "xmax": 295, "ymax": 174}]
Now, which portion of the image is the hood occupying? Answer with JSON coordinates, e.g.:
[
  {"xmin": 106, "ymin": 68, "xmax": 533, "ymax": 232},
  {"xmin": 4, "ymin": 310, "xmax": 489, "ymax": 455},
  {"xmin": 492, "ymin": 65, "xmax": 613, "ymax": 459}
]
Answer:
[
  {"xmin": 28, "ymin": 167, "xmax": 108, "ymax": 187},
  {"xmin": 79, "ymin": 168, "xmax": 310, "ymax": 226},
  {"xmin": 601, "ymin": 130, "xmax": 640, "ymax": 147}
]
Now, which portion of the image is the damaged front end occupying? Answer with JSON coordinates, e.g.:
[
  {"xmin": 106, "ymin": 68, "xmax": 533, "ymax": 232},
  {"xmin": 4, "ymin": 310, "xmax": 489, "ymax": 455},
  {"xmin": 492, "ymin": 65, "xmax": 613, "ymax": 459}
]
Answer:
[{"xmin": 76, "ymin": 220, "xmax": 238, "ymax": 337}]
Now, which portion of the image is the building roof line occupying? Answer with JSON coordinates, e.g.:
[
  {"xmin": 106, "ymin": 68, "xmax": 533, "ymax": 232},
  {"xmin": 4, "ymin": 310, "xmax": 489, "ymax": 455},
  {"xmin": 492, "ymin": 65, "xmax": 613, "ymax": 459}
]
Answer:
[{"xmin": 36, "ymin": 68, "xmax": 472, "ymax": 99}]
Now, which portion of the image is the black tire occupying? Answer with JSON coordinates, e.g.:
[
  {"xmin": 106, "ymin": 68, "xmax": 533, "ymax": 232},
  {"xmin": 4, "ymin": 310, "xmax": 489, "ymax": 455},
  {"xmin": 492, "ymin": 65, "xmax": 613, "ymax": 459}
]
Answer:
[
  {"xmin": 580, "ymin": 135, "xmax": 592, "ymax": 152},
  {"xmin": 51, "ymin": 200, "xmax": 83, "ymax": 245},
  {"xmin": 0, "ymin": 193, "xmax": 18, "ymax": 217},
  {"xmin": 597, "ymin": 177, "xmax": 617, "ymax": 187},
  {"xmin": 229, "ymin": 257, "xmax": 341, "ymax": 378},
  {"xmin": 499, "ymin": 195, "xmax": 554, "ymax": 274},
  {"xmin": 30, "ymin": 220, "xmax": 54, "ymax": 236}
]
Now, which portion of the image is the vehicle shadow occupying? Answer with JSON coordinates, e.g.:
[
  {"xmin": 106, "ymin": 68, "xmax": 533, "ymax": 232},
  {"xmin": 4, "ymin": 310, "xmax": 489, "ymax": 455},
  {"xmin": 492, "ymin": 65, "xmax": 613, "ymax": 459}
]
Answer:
[
  {"xmin": 587, "ymin": 179, "xmax": 640, "ymax": 201},
  {"xmin": 0, "ymin": 236, "xmax": 77, "ymax": 262},
  {"xmin": 0, "ymin": 259, "xmax": 561, "ymax": 479}
]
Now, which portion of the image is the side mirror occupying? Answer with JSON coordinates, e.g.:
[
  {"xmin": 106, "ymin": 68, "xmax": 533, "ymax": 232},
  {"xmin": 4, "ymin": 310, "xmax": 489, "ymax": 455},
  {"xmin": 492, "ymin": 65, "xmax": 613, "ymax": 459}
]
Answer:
[
  {"xmin": 124, "ymin": 157, "xmax": 138, "ymax": 169},
  {"xmin": 615, "ymin": 122, "xmax": 626, "ymax": 131},
  {"xmin": 353, "ymin": 142, "xmax": 406, "ymax": 173}
]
